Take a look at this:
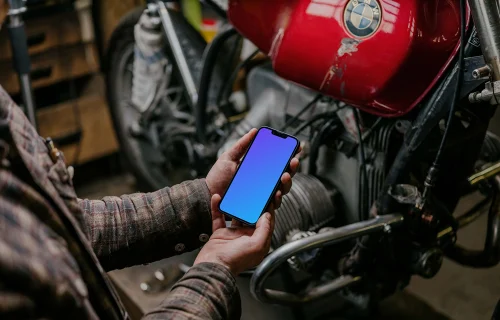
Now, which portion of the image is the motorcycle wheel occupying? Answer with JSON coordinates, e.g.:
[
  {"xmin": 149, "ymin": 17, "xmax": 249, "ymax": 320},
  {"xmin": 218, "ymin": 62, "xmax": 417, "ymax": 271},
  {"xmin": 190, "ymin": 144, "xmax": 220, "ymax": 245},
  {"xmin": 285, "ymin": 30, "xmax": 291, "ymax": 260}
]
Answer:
[{"xmin": 105, "ymin": 7, "xmax": 229, "ymax": 191}]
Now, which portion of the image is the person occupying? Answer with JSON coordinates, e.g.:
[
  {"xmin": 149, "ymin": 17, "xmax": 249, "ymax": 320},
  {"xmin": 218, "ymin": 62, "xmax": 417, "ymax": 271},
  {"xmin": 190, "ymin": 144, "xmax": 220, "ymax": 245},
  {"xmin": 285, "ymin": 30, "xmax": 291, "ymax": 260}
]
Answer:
[{"xmin": 0, "ymin": 2, "xmax": 300, "ymax": 319}]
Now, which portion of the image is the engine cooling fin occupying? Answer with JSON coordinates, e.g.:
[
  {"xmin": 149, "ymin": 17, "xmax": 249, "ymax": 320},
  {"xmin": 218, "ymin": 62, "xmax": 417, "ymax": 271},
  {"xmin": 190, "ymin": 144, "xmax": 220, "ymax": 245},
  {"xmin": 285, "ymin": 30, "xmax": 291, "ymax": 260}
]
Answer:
[
  {"xmin": 359, "ymin": 122, "xmax": 396, "ymax": 219},
  {"xmin": 272, "ymin": 173, "xmax": 335, "ymax": 248}
]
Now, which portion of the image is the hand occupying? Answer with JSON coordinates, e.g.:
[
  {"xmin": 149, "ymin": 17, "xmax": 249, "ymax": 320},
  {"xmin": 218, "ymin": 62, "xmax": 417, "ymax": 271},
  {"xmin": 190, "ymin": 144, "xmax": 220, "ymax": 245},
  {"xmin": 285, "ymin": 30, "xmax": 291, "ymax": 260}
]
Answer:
[
  {"xmin": 193, "ymin": 200, "xmax": 275, "ymax": 276},
  {"xmin": 198, "ymin": 128, "xmax": 301, "ymax": 275},
  {"xmin": 205, "ymin": 128, "xmax": 300, "ymax": 231}
]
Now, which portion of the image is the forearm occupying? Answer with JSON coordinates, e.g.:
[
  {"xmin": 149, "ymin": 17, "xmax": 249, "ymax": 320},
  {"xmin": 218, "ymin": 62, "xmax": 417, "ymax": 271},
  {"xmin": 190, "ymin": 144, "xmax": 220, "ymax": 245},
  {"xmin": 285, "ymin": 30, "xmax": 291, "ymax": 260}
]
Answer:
[
  {"xmin": 143, "ymin": 263, "xmax": 241, "ymax": 320},
  {"xmin": 79, "ymin": 179, "xmax": 212, "ymax": 270}
]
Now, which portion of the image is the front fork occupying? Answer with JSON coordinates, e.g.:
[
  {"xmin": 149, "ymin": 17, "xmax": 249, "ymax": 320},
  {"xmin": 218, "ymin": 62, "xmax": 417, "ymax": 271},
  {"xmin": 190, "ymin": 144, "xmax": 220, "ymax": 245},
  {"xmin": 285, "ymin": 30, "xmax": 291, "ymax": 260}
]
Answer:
[
  {"xmin": 468, "ymin": 0, "xmax": 500, "ymax": 102},
  {"xmin": 468, "ymin": 0, "xmax": 500, "ymax": 82}
]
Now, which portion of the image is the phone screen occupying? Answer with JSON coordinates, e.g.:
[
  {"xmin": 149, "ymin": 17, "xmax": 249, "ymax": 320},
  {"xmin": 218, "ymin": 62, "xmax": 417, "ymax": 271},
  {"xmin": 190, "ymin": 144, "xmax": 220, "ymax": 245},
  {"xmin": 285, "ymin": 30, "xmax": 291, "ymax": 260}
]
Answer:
[{"xmin": 219, "ymin": 127, "xmax": 299, "ymax": 225}]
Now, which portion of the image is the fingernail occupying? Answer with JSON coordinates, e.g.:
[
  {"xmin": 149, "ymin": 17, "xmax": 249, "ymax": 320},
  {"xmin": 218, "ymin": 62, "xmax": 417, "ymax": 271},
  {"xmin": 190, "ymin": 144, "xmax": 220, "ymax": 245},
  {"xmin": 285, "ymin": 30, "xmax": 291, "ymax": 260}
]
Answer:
[{"xmin": 266, "ymin": 212, "xmax": 271, "ymax": 219}]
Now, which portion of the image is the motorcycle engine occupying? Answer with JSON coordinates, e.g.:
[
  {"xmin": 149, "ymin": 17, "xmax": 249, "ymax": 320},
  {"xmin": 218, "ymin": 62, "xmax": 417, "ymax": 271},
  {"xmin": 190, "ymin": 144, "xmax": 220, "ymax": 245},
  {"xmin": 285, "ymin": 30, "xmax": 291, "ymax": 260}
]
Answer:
[{"xmin": 219, "ymin": 64, "xmax": 399, "ymax": 247}]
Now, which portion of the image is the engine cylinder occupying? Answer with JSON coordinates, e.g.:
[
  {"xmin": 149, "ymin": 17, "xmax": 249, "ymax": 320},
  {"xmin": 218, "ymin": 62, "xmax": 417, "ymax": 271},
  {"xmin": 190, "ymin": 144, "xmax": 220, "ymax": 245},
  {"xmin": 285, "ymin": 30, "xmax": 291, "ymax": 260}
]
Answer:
[{"xmin": 272, "ymin": 173, "xmax": 336, "ymax": 248}]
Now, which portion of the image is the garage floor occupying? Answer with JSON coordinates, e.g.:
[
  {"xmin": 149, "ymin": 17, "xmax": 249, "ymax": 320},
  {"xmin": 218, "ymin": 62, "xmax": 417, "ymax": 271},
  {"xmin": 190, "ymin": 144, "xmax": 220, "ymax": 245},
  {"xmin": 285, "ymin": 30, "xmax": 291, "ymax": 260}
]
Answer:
[{"xmin": 76, "ymin": 170, "xmax": 500, "ymax": 320}]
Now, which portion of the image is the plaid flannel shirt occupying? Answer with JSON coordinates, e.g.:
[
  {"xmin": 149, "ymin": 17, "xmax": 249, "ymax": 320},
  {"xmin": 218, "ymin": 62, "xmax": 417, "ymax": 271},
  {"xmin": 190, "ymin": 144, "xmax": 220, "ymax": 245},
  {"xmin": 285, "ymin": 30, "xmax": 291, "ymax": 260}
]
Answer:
[{"xmin": 0, "ymin": 86, "xmax": 241, "ymax": 319}]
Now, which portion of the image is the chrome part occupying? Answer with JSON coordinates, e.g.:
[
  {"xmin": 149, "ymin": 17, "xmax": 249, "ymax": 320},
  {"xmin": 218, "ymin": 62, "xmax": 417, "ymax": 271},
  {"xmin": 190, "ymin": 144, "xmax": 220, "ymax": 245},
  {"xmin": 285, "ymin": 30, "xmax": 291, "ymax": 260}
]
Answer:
[
  {"xmin": 463, "ymin": 56, "xmax": 489, "ymax": 95},
  {"xmin": 273, "ymin": 174, "xmax": 336, "ymax": 248},
  {"xmin": 467, "ymin": 0, "xmax": 500, "ymax": 106},
  {"xmin": 7, "ymin": 0, "xmax": 36, "ymax": 127},
  {"xmin": 464, "ymin": 56, "xmax": 487, "ymax": 81},
  {"xmin": 157, "ymin": 1, "xmax": 198, "ymax": 106},
  {"xmin": 250, "ymin": 214, "xmax": 404, "ymax": 304},
  {"xmin": 208, "ymin": 0, "xmax": 229, "ymax": 11},
  {"xmin": 132, "ymin": 8, "xmax": 169, "ymax": 113},
  {"xmin": 472, "ymin": 65, "xmax": 491, "ymax": 79},
  {"xmin": 7, "ymin": 0, "xmax": 27, "ymax": 16},
  {"xmin": 19, "ymin": 74, "xmax": 36, "ymax": 127},
  {"xmin": 286, "ymin": 230, "xmax": 320, "ymax": 272},
  {"xmin": 388, "ymin": 184, "xmax": 421, "ymax": 205},
  {"xmin": 264, "ymin": 275, "xmax": 362, "ymax": 304},
  {"xmin": 468, "ymin": 0, "xmax": 500, "ymax": 81},
  {"xmin": 383, "ymin": 224, "xmax": 391, "ymax": 233},
  {"xmin": 468, "ymin": 160, "xmax": 500, "ymax": 186},
  {"xmin": 468, "ymin": 80, "xmax": 500, "ymax": 104}
]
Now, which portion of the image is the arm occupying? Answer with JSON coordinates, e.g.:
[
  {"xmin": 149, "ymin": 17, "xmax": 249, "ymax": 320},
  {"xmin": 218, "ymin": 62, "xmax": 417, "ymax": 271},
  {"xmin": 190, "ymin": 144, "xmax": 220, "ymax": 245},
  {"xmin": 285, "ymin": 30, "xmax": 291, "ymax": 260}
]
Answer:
[
  {"xmin": 143, "ymin": 263, "xmax": 241, "ymax": 320},
  {"xmin": 142, "ymin": 192, "xmax": 275, "ymax": 320},
  {"xmin": 79, "ymin": 179, "xmax": 212, "ymax": 271}
]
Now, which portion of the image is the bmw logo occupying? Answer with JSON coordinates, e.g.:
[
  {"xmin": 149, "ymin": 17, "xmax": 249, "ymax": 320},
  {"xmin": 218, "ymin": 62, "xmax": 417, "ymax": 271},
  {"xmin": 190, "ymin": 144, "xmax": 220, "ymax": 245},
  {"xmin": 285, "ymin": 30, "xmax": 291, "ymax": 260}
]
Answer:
[{"xmin": 344, "ymin": 0, "xmax": 382, "ymax": 38}]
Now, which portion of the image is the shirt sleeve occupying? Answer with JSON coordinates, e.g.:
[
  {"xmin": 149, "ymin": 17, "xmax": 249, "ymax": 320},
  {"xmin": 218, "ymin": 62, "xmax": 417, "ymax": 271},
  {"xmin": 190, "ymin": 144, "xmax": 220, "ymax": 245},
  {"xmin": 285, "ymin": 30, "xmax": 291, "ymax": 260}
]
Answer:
[
  {"xmin": 78, "ymin": 179, "xmax": 213, "ymax": 271},
  {"xmin": 142, "ymin": 263, "xmax": 241, "ymax": 320}
]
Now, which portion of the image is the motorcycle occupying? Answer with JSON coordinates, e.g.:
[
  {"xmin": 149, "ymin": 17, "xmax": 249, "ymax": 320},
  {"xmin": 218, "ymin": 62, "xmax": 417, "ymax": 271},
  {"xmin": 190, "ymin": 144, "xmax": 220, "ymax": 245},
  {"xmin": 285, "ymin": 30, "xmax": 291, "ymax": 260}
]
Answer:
[{"xmin": 105, "ymin": 0, "xmax": 500, "ymax": 314}]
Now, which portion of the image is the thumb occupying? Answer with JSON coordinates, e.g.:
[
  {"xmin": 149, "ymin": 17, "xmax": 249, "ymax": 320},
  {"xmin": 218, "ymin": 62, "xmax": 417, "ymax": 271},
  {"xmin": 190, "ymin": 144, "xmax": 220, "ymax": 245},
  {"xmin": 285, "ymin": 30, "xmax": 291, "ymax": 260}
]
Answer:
[
  {"xmin": 251, "ymin": 212, "xmax": 273, "ymax": 247},
  {"xmin": 211, "ymin": 194, "xmax": 226, "ymax": 231}
]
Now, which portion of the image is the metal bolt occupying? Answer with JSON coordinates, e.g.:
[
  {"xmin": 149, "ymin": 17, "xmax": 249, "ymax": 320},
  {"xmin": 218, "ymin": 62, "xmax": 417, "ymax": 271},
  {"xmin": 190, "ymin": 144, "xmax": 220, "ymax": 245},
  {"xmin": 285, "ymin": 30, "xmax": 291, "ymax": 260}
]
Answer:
[
  {"xmin": 472, "ymin": 65, "xmax": 491, "ymax": 79},
  {"xmin": 383, "ymin": 224, "xmax": 391, "ymax": 233},
  {"xmin": 140, "ymin": 282, "xmax": 150, "ymax": 292},
  {"xmin": 199, "ymin": 233, "xmax": 209, "ymax": 243},
  {"xmin": 469, "ymin": 91, "xmax": 482, "ymax": 103}
]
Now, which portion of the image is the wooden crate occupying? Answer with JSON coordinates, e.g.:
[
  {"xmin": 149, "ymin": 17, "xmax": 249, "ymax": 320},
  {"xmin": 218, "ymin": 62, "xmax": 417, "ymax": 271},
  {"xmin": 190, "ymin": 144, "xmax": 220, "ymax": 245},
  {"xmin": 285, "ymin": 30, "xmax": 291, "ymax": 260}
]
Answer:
[
  {"xmin": 0, "ymin": 43, "xmax": 99, "ymax": 94},
  {"xmin": 36, "ymin": 94, "xmax": 119, "ymax": 165},
  {"xmin": 0, "ymin": 11, "xmax": 84, "ymax": 61}
]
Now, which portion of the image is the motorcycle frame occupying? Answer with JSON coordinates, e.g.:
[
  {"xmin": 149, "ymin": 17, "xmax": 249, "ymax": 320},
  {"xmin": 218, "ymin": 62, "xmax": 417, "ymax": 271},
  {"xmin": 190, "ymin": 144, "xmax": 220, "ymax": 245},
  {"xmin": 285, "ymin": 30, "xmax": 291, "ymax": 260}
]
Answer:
[{"xmin": 150, "ymin": 0, "xmax": 500, "ymax": 304}]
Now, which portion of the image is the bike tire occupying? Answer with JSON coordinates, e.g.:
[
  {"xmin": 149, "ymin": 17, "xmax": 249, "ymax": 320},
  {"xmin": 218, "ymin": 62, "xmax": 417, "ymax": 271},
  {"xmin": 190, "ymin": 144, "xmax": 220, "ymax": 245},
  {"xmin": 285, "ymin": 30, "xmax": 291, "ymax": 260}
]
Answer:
[{"xmin": 104, "ymin": 7, "xmax": 229, "ymax": 191}]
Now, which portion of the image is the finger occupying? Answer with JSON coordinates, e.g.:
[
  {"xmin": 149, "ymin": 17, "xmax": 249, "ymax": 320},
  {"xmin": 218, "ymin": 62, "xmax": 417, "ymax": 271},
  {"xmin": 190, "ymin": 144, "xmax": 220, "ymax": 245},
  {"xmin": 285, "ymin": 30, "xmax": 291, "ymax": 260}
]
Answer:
[
  {"xmin": 231, "ymin": 219, "xmax": 244, "ymax": 228},
  {"xmin": 280, "ymin": 172, "xmax": 292, "ymax": 196},
  {"xmin": 251, "ymin": 212, "xmax": 273, "ymax": 248},
  {"xmin": 266, "ymin": 201, "xmax": 275, "ymax": 215},
  {"xmin": 274, "ymin": 190, "xmax": 283, "ymax": 209},
  {"xmin": 211, "ymin": 194, "xmax": 226, "ymax": 231},
  {"xmin": 289, "ymin": 157, "xmax": 300, "ymax": 177},
  {"xmin": 296, "ymin": 145, "xmax": 303, "ymax": 156},
  {"xmin": 266, "ymin": 211, "xmax": 276, "ymax": 249},
  {"xmin": 296, "ymin": 144, "xmax": 304, "ymax": 158},
  {"xmin": 223, "ymin": 128, "xmax": 258, "ymax": 161}
]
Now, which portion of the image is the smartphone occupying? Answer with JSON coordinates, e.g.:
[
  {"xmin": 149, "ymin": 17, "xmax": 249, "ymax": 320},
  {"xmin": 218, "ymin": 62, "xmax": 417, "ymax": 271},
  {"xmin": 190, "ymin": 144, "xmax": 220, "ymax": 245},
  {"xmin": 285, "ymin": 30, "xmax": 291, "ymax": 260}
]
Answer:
[{"xmin": 219, "ymin": 126, "xmax": 299, "ymax": 225}]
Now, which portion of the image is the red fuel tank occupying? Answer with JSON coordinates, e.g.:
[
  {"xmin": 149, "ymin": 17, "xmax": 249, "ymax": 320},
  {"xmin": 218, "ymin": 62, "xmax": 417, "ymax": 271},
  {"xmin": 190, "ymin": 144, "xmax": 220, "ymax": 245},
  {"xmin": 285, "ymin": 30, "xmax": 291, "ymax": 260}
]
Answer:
[{"xmin": 228, "ymin": 0, "xmax": 466, "ymax": 117}]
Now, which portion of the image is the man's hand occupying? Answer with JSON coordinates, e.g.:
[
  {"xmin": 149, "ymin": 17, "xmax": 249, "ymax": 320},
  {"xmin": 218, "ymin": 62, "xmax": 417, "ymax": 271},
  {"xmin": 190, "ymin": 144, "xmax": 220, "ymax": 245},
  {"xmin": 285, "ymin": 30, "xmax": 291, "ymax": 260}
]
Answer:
[
  {"xmin": 198, "ymin": 128, "xmax": 300, "ymax": 276},
  {"xmin": 206, "ymin": 128, "xmax": 300, "ymax": 230}
]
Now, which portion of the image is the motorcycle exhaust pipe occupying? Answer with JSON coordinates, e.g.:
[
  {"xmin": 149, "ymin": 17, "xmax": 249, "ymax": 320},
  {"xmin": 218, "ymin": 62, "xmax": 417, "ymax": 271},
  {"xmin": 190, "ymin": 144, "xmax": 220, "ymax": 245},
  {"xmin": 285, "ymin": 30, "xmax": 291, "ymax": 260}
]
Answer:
[
  {"xmin": 250, "ymin": 214, "xmax": 404, "ymax": 304},
  {"xmin": 468, "ymin": 160, "xmax": 500, "ymax": 186}
]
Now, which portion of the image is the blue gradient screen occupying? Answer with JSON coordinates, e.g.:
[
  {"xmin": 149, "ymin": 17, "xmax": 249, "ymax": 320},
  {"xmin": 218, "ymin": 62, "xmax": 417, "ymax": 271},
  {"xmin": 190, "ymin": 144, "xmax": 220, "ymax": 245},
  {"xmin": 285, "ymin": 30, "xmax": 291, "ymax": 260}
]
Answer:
[{"xmin": 220, "ymin": 128, "xmax": 298, "ymax": 224}]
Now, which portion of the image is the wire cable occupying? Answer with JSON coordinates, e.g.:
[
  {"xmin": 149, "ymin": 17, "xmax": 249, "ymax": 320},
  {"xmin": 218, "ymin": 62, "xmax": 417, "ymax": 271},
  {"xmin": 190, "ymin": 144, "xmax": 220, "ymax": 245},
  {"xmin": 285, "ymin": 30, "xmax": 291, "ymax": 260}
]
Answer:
[
  {"xmin": 423, "ymin": 0, "xmax": 466, "ymax": 198},
  {"xmin": 218, "ymin": 48, "xmax": 260, "ymax": 107},
  {"xmin": 280, "ymin": 94, "xmax": 322, "ymax": 131},
  {"xmin": 292, "ymin": 112, "xmax": 337, "ymax": 136},
  {"xmin": 308, "ymin": 118, "xmax": 339, "ymax": 175},
  {"xmin": 353, "ymin": 108, "xmax": 369, "ymax": 221}
]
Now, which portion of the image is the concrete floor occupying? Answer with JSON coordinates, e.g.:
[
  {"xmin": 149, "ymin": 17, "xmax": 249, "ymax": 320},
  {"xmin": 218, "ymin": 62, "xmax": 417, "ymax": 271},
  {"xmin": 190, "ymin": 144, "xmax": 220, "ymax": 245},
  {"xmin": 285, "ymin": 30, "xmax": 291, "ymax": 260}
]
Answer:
[{"xmin": 76, "ymin": 173, "xmax": 500, "ymax": 320}]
